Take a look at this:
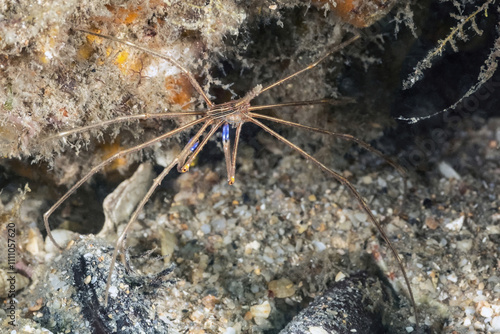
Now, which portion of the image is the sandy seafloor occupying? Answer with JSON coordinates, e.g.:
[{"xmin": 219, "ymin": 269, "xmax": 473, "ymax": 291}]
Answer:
[{"xmin": 2, "ymin": 114, "xmax": 500, "ymax": 334}]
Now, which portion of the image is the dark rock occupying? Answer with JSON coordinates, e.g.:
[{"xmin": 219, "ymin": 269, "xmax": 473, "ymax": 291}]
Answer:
[
  {"xmin": 33, "ymin": 236, "xmax": 174, "ymax": 334},
  {"xmin": 279, "ymin": 272, "xmax": 402, "ymax": 334}
]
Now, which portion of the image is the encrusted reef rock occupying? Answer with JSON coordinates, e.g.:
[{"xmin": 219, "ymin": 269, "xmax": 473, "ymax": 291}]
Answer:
[
  {"xmin": 279, "ymin": 272, "xmax": 411, "ymax": 334},
  {"xmin": 32, "ymin": 236, "xmax": 174, "ymax": 334}
]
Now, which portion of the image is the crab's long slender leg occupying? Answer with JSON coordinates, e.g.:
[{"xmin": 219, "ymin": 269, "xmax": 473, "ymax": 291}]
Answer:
[
  {"xmin": 44, "ymin": 111, "xmax": 205, "ymax": 142},
  {"xmin": 177, "ymin": 121, "xmax": 214, "ymax": 172},
  {"xmin": 247, "ymin": 117, "xmax": 419, "ymax": 328},
  {"xmin": 105, "ymin": 120, "xmax": 223, "ymax": 306},
  {"xmin": 246, "ymin": 98, "xmax": 355, "ymax": 112},
  {"xmin": 43, "ymin": 116, "xmax": 209, "ymax": 250},
  {"xmin": 248, "ymin": 113, "xmax": 406, "ymax": 177},
  {"xmin": 256, "ymin": 35, "xmax": 360, "ymax": 97},
  {"xmin": 181, "ymin": 120, "xmax": 224, "ymax": 173},
  {"xmin": 222, "ymin": 124, "xmax": 232, "ymax": 182},
  {"xmin": 76, "ymin": 29, "xmax": 214, "ymax": 108},
  {"xmin": 104, "ymin": 156, "xmax": 179, "ymax": 306},
  {"xmin": 223, "ymin": 123, "xmax": 243, "ymax": 185},
  {"xmin": 230, "ymin": 124, "xmax": 243, "ymax": 184}
]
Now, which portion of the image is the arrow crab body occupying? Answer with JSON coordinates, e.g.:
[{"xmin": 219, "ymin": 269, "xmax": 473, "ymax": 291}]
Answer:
[{"xmin": 43, "ymin": 30, "xmax": 419, "ymax": 327}]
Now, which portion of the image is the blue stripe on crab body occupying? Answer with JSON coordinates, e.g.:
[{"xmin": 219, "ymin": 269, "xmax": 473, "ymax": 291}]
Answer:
[
  {"xmin": 189, "ymin": 140, "xmax": 199, "ymax": 152},
  {"xmin": 222, "ymin": 123, "xmax": 230, "ymax": 142}
]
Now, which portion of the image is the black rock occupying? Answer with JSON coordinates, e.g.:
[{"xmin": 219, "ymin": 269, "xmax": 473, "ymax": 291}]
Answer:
[
  {"xmin": 34, "ymin": 236, "xmax": 174, "ymax": 334},
  {"xmin": 279, "ymin": 272, "xmax": 407, "ymax": 334}
]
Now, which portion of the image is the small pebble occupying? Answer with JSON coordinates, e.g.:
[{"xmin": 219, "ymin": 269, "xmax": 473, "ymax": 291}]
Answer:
[
  {"xmin": 335, "ymin": 271, "xmax": 346, "ymax": 282},
  {"xmin": 308, "ymin": 327, "xmax": 328, "ymax": 334},
  {"xmin": 108, "ymin": 285, "xmax": 118, "ymax": 298},
  {"xmin": 268, "ymin": 278, "xmax": 296, "ymax": 298},
  {"xmin": 312, "ymin": 240, "xmax": 326, "ymax": 252},
  {"xmin": 201, "ymin": 295, "xmax": 219, "ymax": 310},
  {"xmin": 447, "ymin": 273, "xmax": 458, "ymax": 283},
  {"xmin": 25, "ymin": 227, "xmax": 44, "ymax": 256},
  {"xmin": 480, "ymin": 306, "xmax": 493, "ymax": 318},
  {"xmin": 211, "ymin": 217, "xmax": 226, "ymax": 232},
  {"xmin": 377, "ymin": 177, "xmax": 387, "ymax": 188},
  {"xmin": 456, "ymin": 239, "xmax": 473, "ymax": 252},
  {"xmin": 250, "ymin": 301, "xmax": 271, "ymax": 319},
  {"xmin": 438, "ymin": 161, "xmax": 461, "ymax": 179},
  {"xmin": 200, "ymin": 224, "xmax": 211, "ymax": 234},
  {"xmin": 245, "ymin": 240, "xmax": 261, "ymax": 253},
  {"xmin": 262, "ymin": 255, "xmax": 274, "ymax": 264},
  {"xmin": 354, "ymin": 212, "xmax": 367, "ymax": 223},
  {"xmin": 491, "ymin": 316, "xmax": 500, "ymax": 330},
  {"xmin": 190, "ymin": 310, "xmax": 205, "ymax": 322},
  {"xmin": 465, "ymin": 306, "xmax": 475, "ymax": 315},
  {"xmin": 361, "ymin": 175, "xmax": 372, "ymax": 184},
  {"xmin": 425, "ymin": 217, "xmax": 440, "ymax": 230},
  {"xmin": 444, "ymin": 215, "xmax": 464, "ymax": 231}
]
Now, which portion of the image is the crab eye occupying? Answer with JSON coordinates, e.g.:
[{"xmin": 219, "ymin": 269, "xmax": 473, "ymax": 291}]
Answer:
[{"xmin": 182, "ymin": 164, "xmax": 190, "ymax": 173}]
